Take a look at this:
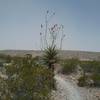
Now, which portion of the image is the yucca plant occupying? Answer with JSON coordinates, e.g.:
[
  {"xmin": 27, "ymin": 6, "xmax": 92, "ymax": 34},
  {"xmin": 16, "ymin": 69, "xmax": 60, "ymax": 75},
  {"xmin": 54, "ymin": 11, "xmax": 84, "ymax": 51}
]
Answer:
[{"xmin": 42, "ymin": 45, "xmax": 58, "ymax": 70}]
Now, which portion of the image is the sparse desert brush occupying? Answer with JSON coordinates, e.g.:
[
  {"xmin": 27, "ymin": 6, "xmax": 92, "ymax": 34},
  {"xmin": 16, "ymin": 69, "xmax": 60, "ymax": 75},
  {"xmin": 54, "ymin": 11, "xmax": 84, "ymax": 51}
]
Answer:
[
  {"xmin": 78, "ymin": 60, "xmax": 100, "ymax": 87},
  {"xmin": 0, "ymin": 55, "xmax": 55, "ymax": 100},
  {"xmin": 91, "ymin": 73, "xmax": 100, "ymax": 87},
  {"xmin": 61, "ymin": 58, "xmax": 79, "ymax": 74}
]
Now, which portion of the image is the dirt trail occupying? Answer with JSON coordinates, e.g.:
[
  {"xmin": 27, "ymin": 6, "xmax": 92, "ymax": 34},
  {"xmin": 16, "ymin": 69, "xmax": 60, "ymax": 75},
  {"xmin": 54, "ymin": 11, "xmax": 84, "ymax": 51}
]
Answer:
[{"xmin": 54, "ymin": 74, "xmax": 83, "ymax": 100}]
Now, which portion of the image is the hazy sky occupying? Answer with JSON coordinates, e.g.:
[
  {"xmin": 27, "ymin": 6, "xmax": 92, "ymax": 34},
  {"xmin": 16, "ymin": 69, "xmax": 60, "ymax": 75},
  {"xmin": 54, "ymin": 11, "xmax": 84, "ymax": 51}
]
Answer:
[{"xmin": 0, "ymin": 0, "xmax": 100, "ymax": 52}]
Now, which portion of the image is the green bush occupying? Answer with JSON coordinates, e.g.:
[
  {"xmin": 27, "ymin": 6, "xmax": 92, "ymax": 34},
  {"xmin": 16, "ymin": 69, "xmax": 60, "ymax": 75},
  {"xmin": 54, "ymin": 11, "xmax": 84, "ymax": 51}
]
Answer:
[
  {"xmin": 78, "ymin": 61, "xmax": 100, "ymax": 87},
  {"xmin": 91, "ymin": 74, "xmax": 100, "ymax": 87},
  {"xmin": 80, "ymin": 61, "xmax": 93, "ymax": 73},
  {"xmin": 62, "ymin": 58, "xmax": 79, "ymax": 74},
  {"xmin": 77, "ymin": 76, "xmax": 87, "ymax": 87},
  {"xmin": 80, "ymin": 61, "xmax": 100, "ymax": 74}
]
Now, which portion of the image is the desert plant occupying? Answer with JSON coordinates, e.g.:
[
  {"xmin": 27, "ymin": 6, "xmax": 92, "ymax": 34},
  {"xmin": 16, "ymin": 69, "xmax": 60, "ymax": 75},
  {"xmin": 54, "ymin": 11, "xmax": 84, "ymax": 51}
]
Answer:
[
  {"xmin": 42, "ymin": 45, "xmax": 58, "ymax": 70},
  {"xmin": 62, "ymin": 58, "xmax": 79, "ymax": 74},
  {"xmin": 77, "ymin": 76, "xmax": 87, "ymax": 87},
  {"xmin": 0, "ymin": 55, "xmax": 55, "ymax": 100},
  {"xmin": 91, "ymin": 73, "xmax": 100, "ymax": 87},
  {"xmin": 78, "ymin": 60, "xmax": 100, "ymax": 87},
  {"xmin": 40, "ymin": 11, "xmax": 65, "ymax": 69}
]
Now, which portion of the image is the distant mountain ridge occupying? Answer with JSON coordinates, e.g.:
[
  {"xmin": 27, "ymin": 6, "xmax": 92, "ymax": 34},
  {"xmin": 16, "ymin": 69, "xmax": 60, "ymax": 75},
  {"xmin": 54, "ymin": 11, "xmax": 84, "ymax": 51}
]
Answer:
[{"xmin": 0, "ymin": 50, "xmax": 100, "ymax": 61}]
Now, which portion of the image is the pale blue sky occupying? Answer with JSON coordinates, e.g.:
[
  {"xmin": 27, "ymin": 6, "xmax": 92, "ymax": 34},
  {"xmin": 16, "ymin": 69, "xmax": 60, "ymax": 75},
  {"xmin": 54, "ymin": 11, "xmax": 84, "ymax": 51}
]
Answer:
[{"xmin": 0, "ymin": 0, "xmax": 100, "ymax": 52}]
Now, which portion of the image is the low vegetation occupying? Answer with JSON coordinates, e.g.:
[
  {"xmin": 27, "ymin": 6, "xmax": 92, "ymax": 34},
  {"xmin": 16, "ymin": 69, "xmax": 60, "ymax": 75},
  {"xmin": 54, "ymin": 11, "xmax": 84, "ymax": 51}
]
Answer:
[
  {"xmin": 61, "ymin": 58, "xmax": 100, "ymax": 87},
  {"xmin": 0, "ymin": 52, "xmax": 100, "ymax": 100},
  {"xmin": 78, "ymin": 61, "xmax": 100, "ymax": 87},
  {"xmin": 61, "ymin": 58, "xmax": 79, "ymax": 74},
  {"xmin": 0, "ymin": 54, "xmax": 55, "ymax": 100}
]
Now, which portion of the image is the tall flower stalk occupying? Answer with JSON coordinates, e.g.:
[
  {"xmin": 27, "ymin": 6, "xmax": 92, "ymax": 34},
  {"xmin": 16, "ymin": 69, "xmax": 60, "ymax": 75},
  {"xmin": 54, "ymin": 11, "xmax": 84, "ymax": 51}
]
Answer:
[{"xmin": 40, "ymin": 10, "xmax": 65, "ymax": 69}]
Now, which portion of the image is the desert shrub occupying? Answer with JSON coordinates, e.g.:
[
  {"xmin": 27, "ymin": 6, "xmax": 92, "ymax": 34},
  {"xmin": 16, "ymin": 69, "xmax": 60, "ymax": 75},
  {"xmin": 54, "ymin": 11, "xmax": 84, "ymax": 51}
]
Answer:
[
  {"xmin": 0, "ymin": 54, "xmax": 12, "ymax": 63},
  {"xmin": 91, "ymin": 74, "xmax": 100, "ymax": 87},
  {"xmin": 62, "ymin": 58, "xmax": 79, "ymax": 74},
  {"xmin": 77, "ymin": 76, "xmax": 87, "ymax": 87},
  {"xmin": 79, "ymin": 61, "xmax": 100, "ymax": 87},
  {"xmin": 0, "ymin": 54, "xmax": 7, "ymax": 59},
  {"xmin": 0, "ymin": 56, "xmax": 55, "ymax": 100},
  {"xmin": 80, "ymin": 61, "xmax": 100, "ymax": 74},
  {"xmin": 80, "ymin": 61, "xmax": 94, "ymax": 73},
  {"xmin": 93, "ymin": 61, "xmax": 100, "ymax": 74},
  {"xmin": 78, "ymin": 75, "xmax": 95, "ymax": 87}
]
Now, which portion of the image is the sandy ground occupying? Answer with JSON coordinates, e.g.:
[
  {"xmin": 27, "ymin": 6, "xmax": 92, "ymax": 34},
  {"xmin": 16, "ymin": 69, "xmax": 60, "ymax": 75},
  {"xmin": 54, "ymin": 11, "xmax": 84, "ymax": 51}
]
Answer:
[{"xmin": 51, "ymin": 74, "xmax": 100, "ymax": 100}]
